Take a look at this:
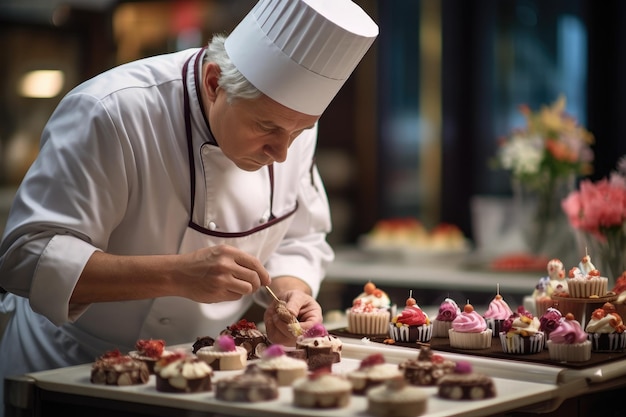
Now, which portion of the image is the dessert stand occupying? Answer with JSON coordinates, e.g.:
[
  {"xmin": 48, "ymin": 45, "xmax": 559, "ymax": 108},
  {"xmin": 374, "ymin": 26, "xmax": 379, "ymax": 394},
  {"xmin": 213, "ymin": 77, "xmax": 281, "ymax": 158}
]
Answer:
[{"xmin": 6, "ymin": 338, "xmax": 626, "ymax": 417}]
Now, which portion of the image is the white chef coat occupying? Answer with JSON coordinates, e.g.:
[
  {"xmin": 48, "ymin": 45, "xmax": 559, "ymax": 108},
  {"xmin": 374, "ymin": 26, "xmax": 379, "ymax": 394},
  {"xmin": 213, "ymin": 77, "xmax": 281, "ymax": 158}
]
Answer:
[{"xmin": 0, "ymin": 48, "xmax": 334, "ymax": 398}]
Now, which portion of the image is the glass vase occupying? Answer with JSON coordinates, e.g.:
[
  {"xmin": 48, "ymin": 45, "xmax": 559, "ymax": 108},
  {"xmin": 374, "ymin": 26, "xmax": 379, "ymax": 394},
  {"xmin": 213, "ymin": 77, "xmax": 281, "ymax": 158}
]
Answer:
[{"xmin": 512, "ymin": 174, "xmax": 578, "ymax": 267}]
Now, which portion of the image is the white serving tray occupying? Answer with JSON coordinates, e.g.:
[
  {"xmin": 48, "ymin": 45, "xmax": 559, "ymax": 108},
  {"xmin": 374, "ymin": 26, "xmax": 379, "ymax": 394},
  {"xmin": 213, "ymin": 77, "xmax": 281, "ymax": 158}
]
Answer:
[{"xmin": 24, "ymin": 342, "xmax": 565, "ymax": 417}]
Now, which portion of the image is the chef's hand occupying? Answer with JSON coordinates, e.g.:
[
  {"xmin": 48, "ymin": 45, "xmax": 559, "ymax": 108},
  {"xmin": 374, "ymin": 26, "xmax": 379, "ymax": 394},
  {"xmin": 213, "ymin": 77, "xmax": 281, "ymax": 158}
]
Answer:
[
  {"xmin": 264, "ymin": 287, "xmax": 323, "ymax": 346},
  {"xmin": 180, "ymin": 244, "xmax": 271, "ymax": 303}
]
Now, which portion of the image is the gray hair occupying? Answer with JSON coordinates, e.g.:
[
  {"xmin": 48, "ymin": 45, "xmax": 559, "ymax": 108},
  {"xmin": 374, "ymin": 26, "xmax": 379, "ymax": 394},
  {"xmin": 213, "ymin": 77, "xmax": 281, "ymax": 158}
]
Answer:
[{"xmin": 204, "ymin": 34, "xmax": 262, "ymax": 103}]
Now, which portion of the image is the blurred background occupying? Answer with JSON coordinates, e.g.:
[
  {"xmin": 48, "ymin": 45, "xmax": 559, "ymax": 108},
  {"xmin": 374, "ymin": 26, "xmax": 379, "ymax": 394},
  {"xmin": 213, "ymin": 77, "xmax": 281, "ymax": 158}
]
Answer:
[{"xmin": 1, "ymin": 0, "xmax": 625, "ymax": 260}]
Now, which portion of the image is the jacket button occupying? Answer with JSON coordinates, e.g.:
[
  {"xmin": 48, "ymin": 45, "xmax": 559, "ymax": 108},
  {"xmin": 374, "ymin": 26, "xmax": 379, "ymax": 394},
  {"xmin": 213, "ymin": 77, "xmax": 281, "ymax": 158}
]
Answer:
[{"xmin": 208, "ymin": 221, "xmax": 217, "ymax": 230}]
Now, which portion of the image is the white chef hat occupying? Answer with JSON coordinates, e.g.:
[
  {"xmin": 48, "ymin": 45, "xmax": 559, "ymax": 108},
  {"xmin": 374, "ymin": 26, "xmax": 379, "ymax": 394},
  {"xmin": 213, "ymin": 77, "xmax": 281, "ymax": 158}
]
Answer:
[{"xmin": 225, "ymin": 0, "xmax": 379, "ymax": 116}]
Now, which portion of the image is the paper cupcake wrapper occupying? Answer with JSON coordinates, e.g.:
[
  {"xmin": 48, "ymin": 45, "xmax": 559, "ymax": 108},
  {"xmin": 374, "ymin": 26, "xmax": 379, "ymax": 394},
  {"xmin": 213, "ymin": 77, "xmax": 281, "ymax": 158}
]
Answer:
[
  {"xmin": 448, "ymin": 329, "xmax": 492, "ymax": 349},
  {"xmin": 432, "ymin": 320, "xmax": 453, "ymax": 338},
  {"xmin": 567, "ymin": 278, "xmax": 608, "ymax": 298},
  {"xmin": 587, "ymin": 332, "xmax": 626, "ymax": 352},
  {"xmin": 499, "ymin": 332, "xmax": 544, "ymax": 354},
  {"xmin": 546, "ymin": 340, "xmax": 592, "ymax": 362},
  {"xmin": 346, "ymin": 311, "xmax": 390, "ymax": 335},
  {"xmin": 389, "ymin": 323, "xmax": 433, "ymax": 343}
]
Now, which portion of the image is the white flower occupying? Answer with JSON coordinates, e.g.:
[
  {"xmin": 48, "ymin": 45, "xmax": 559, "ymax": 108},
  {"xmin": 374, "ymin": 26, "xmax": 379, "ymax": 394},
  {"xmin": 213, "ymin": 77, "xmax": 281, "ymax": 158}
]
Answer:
[{"xmin": 499, "ymin": 133, "xmax": 544, "ymax": 177}]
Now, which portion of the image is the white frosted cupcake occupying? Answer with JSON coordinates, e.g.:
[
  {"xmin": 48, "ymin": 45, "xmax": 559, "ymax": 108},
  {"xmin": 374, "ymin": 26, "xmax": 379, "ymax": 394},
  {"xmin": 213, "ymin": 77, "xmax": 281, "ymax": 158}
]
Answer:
[
  {"xmin": 195, "ymin": 335, "xmax": 248, "ymax": 371},
  {"xmin": 256, "ymin": 344, "xmax": 308, "ymax": 386},
  {"xmin": 585, "ymin": 303, "xmax": 626, "ymax": 352},
  {"xmin": 499, "ymin": 308, "xmax": 544, "ymax": 354},
  {"xmin": 346, "ymin": 353, "xmax": 403, "ymax": 395},
  {"xmin": 448, "ymin": 303, "xmax": 492, "ymax": 349},
  {"xmin": 566, "ymin": 255, "xmax": 608, "ymax": 298},
  {"xmin": 346, "ymin": 282, "xmax": 394, "ymax": 335},
  {"xmin": 292, "ymin": 369, "xmax": 352, "ymax": 409}
]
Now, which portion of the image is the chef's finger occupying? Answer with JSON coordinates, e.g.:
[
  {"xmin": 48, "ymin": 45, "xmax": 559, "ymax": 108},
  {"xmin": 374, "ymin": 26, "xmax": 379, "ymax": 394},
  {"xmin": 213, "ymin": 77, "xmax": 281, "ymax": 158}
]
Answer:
[{"xmin": 233, "ymin": 254, "xmax": 271, "ymax": 287}]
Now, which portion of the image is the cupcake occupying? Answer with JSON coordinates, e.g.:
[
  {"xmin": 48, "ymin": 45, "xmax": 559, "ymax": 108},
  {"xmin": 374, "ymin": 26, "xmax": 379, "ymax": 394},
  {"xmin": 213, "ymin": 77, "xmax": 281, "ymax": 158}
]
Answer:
[
  {"xmin": 398, "ymin": 346, "xmax": 455, "ymax": 386},
  {"xmin": 448, "ymin": 302, "xmax": 492, "ymax": 349},
  {"xmin": 346, "ymin": 353, "xmax": 403, "ymax": 395},
  {"xmin": 585, "ymin": 302, "xmax": 626, "ymax": 352},
  {"xmin": 195, "ymin": 334, "xmax": 248, "ymax": 371},
  {"xmin": 532, "ymin": 259, "xmax": 567, "ymax": 316},
  {"xmin": 547, "ymin": 313, "xmax": 591, "ymax": 362},
  {"xmin": 154, "ymin": 351, "xmax": 213, "ymax": 393},
  {"xmin": 499, "ymin": 307, "xmax": 545, "ymax": 354},
  {"xmin": 367, "ymin": 376, "xmax": 429, "ymax": 417},
  {"xmin": 220, "ymin": 319, "xmax": 270, "ymax": 360},
  {"xmin": 566, "ymin": 254, "xmax": 608, "ymax": 298},
  {"xmin": 483, "ymin": 288, "xmax": 513, "ymax": 337},
  {"xmin": 215, "ymin": 364, "xmax": 279, "ymax": 402},
  {"xmin": 610, "ymin": 271, "xmax": 626, "ymax": 319},
  {"xmin": 389, "ymin": 292, "xmax": 432, "ymax": 343},
  {"xmin": 346, "ymin": 281, "xmax": 394, "ymax": 335},
  {"xmin": 432, "ymin": 297, "xmax": 461, "ymax": 338},
  {"xmin": 437, "ymin": 361, "xmax": 496, "ymax": 400},
  {"xmin": 256, "ymin": 344, "xmax": 308, "ymax": 386},
  {"xmin": 292, "ymin": 368, "xmax": 352, "ymax": 409},
  {"xmin": 128, "ymin": 339, "xmax": 172, "ymax": 374},
  {"xmin": 539, "ymin": 307, "xmax": 563, "ymax": 341},
  {"xmin": 295, "ymin": 323, "xmax": 342, "ymax": 364}
]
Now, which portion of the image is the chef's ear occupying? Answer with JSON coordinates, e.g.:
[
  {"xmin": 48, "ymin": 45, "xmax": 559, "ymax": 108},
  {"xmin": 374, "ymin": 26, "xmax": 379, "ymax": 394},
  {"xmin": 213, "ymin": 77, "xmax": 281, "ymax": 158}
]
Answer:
[{"xmin": 203, "ymin": 62, "xmax": 221, "ymax": 101}]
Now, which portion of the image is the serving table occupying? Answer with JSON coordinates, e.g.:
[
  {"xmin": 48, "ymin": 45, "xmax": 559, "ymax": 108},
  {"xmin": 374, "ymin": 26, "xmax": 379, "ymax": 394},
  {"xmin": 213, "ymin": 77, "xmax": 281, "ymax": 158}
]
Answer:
[{"xmin": 5, "ymin": 336, "xmax": 626, "ymax": 417}]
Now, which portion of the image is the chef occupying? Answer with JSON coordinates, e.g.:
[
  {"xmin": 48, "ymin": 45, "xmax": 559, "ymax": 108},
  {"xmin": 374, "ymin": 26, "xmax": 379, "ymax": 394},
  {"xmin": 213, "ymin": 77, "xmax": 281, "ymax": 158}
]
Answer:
[{"xmin": 0, "ymin": 0, "xmax": 378, "ymax": 412}]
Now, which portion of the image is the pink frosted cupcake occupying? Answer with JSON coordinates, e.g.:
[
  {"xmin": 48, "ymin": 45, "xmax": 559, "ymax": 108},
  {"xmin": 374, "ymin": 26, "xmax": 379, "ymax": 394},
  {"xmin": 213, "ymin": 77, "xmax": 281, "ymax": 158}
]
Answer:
[
  {"xmin": 547, "ymin": 313, "xmax": 591, "ymax": 362},
  {"xmin": 483, "ymin": 292, "xmax": 513, "ymax": 337},
  {"xmin": 346, "ymin": 282, "xmax": 394, "ymax": 335},
  {"xmin": 432, "ymin": 298, "xmax": 460, "ymax": 338},
  {"xmin": 499, "ymin": 307, "xmax": 544, "ymax": 354},
  {"xmin": 585, "ymin": 302, "xmax": 626, "ymax": 352},
  {"xmin": 389, "ymin": 294, "xmax": 432, "ymax": 343},
  {"xmin": 448, "ymin": 303, "xmax": 492, "ymax": 349}
]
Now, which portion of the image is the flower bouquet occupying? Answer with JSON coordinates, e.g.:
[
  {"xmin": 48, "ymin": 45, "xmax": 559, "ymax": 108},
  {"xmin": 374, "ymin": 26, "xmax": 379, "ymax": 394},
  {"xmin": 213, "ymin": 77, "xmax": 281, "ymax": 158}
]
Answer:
[
  {"xmin": 561, "ymin": 156, "xmax": 626, "ymax": 285},
  {"xmin": 492, "ymin": 95, "xmax": 594, "ymax": 263}
]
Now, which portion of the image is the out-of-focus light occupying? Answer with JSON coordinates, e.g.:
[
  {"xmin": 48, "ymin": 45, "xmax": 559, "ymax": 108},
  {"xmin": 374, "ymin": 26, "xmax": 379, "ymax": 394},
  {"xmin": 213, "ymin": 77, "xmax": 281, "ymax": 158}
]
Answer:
[{"xmin": 18, "ymin": 70, "xmax": 65, "ymax": 98}]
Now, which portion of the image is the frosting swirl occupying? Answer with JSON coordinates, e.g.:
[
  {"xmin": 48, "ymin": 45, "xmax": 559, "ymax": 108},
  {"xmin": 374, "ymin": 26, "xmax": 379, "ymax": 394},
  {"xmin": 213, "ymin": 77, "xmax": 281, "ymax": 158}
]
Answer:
[
  {"xmin": 436, "ymin": 298, "xmax": 460, "ymax": 322},
  {"xmin": 549, "ymin": 314, "xmax": 587, "ymax": 344},
  {"xmin": 452, "ymin": 304, "xmax": 487, "ymax": 333},
  {"xmin": 483, "ymin": 295, "xmax": 513, "ymax": 320},
  {"xmin": 394, "ymin": 305, "xmax": 430, "ymax": 326},
  {"xmin": 586, "ymin": 303, "xmax": 626, "ymax": 334}
]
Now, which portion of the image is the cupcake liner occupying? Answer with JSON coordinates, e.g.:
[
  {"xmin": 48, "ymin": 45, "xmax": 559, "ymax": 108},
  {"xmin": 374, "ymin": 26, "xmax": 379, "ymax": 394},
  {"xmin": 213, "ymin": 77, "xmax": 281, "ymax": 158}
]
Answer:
[
  {"xmin": 432, "ymin": 320, "xmax": 453, "ymax": 338},
  {"xmin": 546, "ymin": 340, "xmax": 592, "ymax": 362},
  {"xmin": 499, "ymin": 332, "xmax": 544, "ymax": 354},
  {"xmin": 448, "ymin": 329, "xmax": 492, "ymax": 349},
  {"xmin": 567, "ymin": 278, "xmax": 608, "ymax": 298},
  {"xmin": 389, "ymin": 323, "xmax": 433, "ymax": 343},
  {"xmin": 587, "ymin": 332, "xmax": 626, "ymax": 352},
  {"xmin": 347, "ymin": 310, "xmax": 390, "ymax": 335}
]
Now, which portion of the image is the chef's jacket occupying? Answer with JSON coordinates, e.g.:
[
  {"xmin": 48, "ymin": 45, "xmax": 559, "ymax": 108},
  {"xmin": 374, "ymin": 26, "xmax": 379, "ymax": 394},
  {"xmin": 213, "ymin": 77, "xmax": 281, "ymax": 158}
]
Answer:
[{"xmin": 0, "ymin": 48, "xmax": 334, "ymax": 379}]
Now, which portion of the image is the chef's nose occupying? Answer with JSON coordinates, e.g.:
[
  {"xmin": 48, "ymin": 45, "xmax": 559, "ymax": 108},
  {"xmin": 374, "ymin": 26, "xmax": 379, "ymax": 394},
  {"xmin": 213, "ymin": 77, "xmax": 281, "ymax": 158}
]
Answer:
[{"xmin": 264, "ymin": 137, "xmax": 290, "ymax": 163}]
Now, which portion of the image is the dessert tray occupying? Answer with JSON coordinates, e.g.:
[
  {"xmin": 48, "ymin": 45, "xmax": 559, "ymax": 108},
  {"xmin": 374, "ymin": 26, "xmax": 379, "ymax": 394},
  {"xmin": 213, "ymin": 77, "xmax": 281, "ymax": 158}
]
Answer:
[{"xmin": 18, "ymin": 342, "xmax": 568, "ymax": 417}]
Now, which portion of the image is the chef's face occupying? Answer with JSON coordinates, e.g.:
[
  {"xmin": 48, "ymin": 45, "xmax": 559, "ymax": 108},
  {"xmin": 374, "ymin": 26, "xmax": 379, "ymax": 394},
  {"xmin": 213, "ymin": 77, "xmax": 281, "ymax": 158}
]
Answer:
[{"xmin": 208, "ymin": 83, "xmax": 319, "ymax": 172}]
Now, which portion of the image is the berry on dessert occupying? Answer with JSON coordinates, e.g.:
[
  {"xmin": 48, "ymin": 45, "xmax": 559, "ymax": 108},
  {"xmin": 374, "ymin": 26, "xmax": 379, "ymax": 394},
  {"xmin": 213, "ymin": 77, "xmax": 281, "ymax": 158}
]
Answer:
[
  {"xmin": 389, "ymin": 291, "xmax": 432, "ymax": 343},
  {"xmin": 154, "ymin": 351, "xmax": 213, "ymax": 393},
  {"xmin": 215, "ymin": 364, "xmax": 279, "ymax": 402},
  {"xmin": 90, "ymin": 349, "xmax": 150, "ymax": 386},
  {"xmin": 398, "ymin": 346, "xmax": 455, "ymax": 386},
  {"xmin": 585, "ymin": 302, "xmax": 626, "ymax": 352},
  {"xmin": 546, "ymin": 313, "xmax": 591, "ymax": 362},
  {"xmin": 367, "ymin": 375, "xmax": 429, "ymax": 417},
  {"xmin": 346, "ymin": 353, "xmax": 403, "ymax": 395},
  {"xmin": 437, "ymin": 361, "xmax": 496, "ymax": 400},
  {"xmin": 220, "ymin": 319, "xmax": 270, "ymax": 359},
  {"xmin": 292, "ymin": 368, "xmax": 352, "ymax": 409},
  {"xmin": 448, "ymin": 302, "xmax": 492, "ymax": 349},
  {"xmin": 256, "ymin": 344, "xmax": 308, "ymax": 386},
  {"xmin": 346, "ymin": 281, "xmax": 394, "ymax": 335},
  {"xmin": 128, "ymin": 339, "xmax": 171, "ymax": 374},
  {"xmin": 432, "ymin": 297, "xmax": 461, "ymax": 338},
  {"xmin": 195, "ymin": 334, "xmax": 248, "ymax": 371}
]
